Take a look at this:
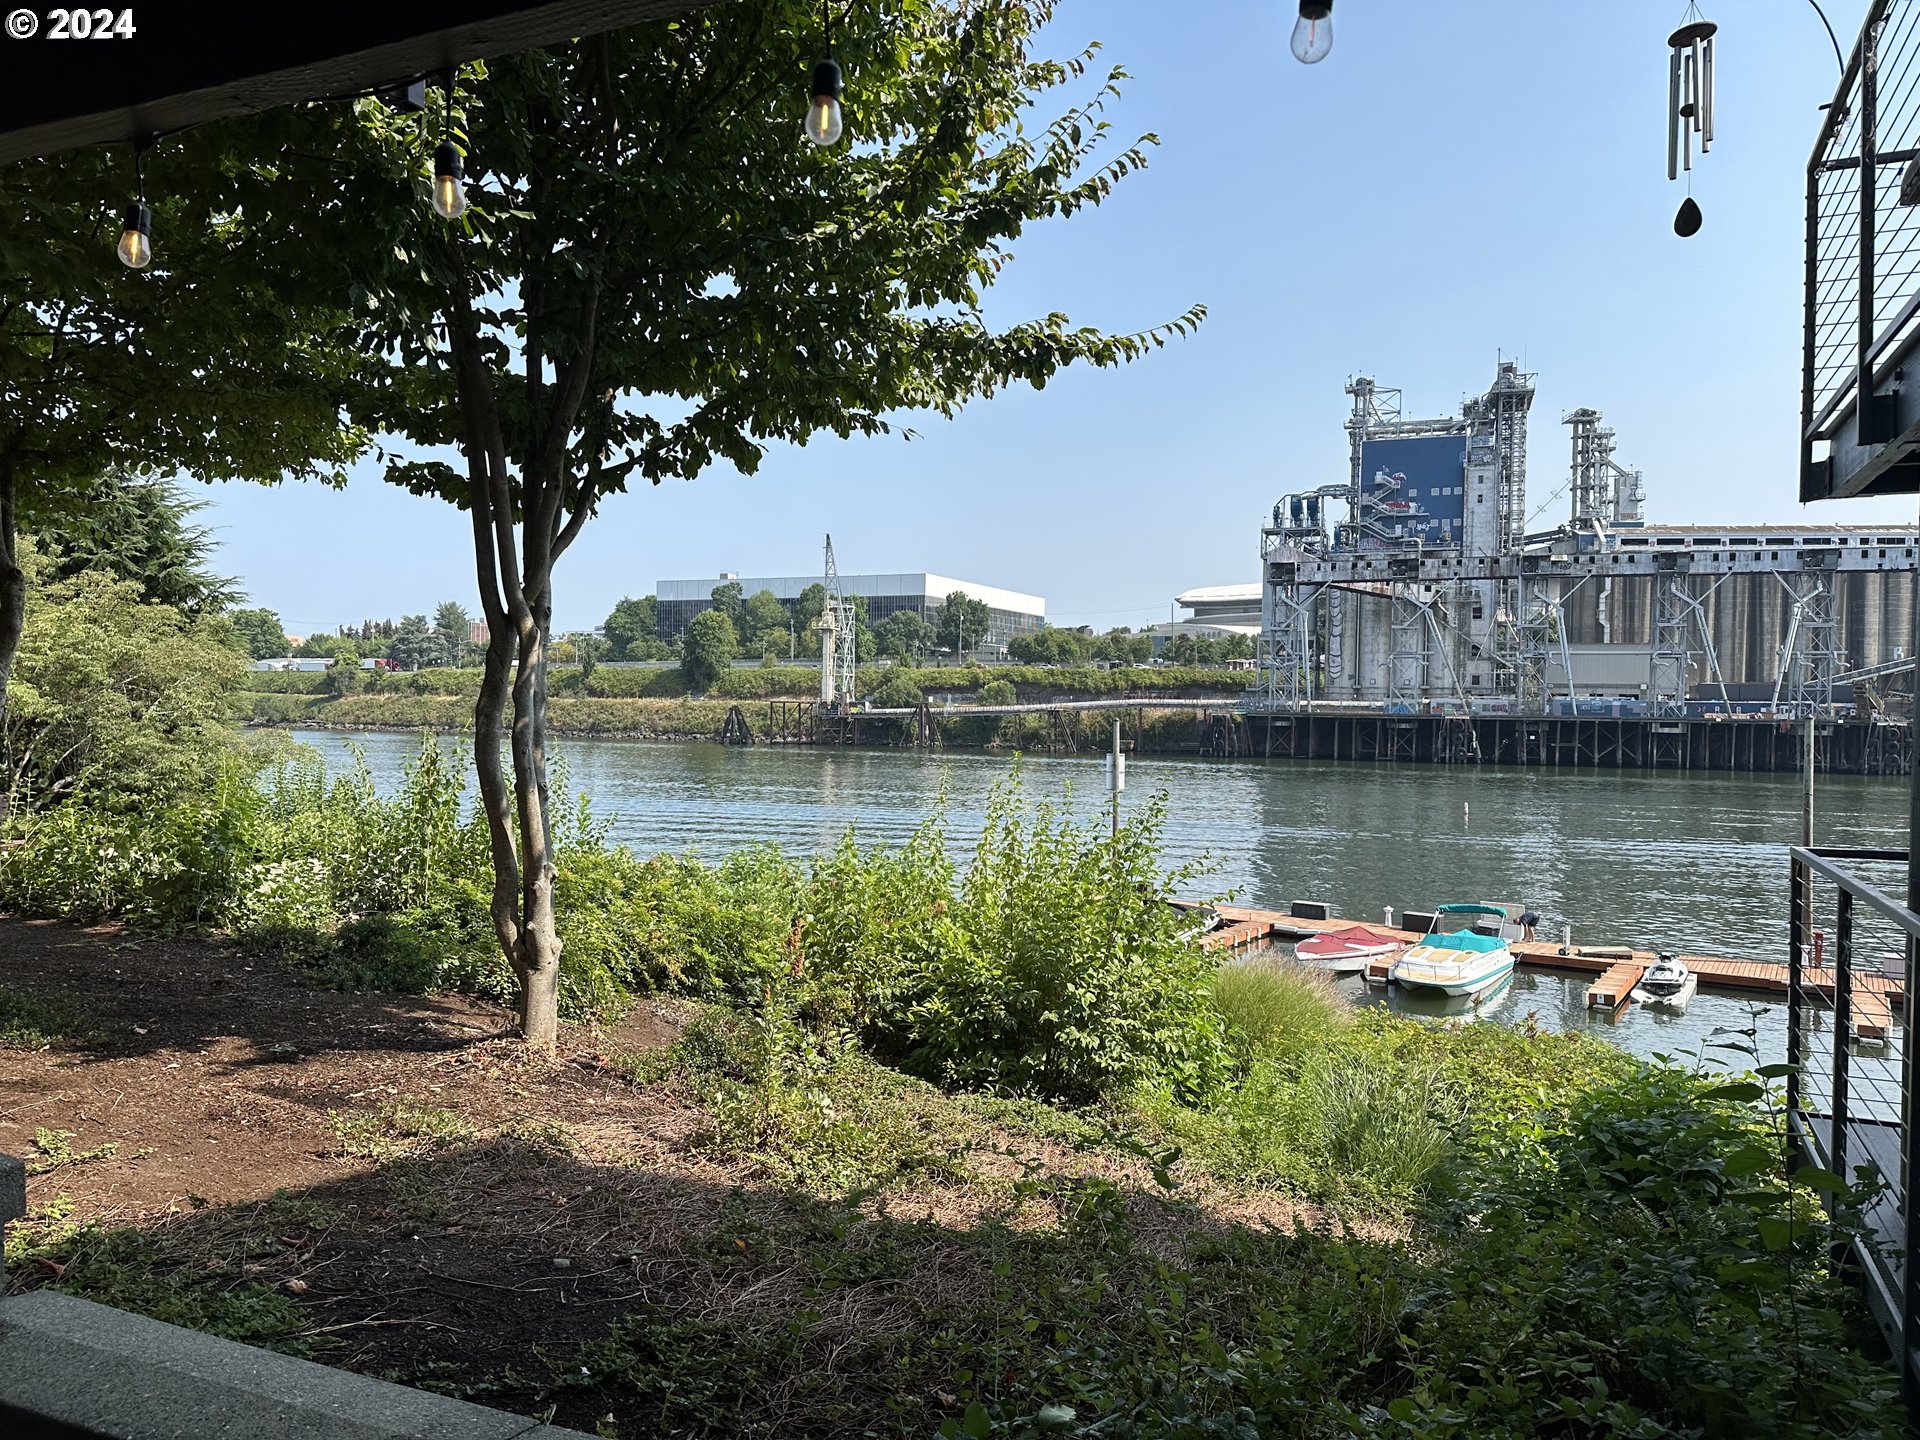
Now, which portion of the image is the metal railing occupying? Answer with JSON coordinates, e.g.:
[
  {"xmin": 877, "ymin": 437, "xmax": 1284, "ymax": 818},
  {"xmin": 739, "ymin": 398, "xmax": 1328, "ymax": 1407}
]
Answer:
[
  {"xmin": 1804, "ymin": 0, "xmax": 1920, "ymax": 468},
  {"xmin": 1788, "ymin": 845, "xmax": 1918, "ymax": 1396}
]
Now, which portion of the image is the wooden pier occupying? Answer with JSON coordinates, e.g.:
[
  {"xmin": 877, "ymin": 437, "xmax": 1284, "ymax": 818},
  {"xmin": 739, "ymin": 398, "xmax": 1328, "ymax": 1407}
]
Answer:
[
  {"xmin": 1585, "ymin": 962, "xmax": 1646, "ymax": 1010},
  {"xmin": 1181, "ymin": 901, "xmax": 1904, "ymax": 1040}
]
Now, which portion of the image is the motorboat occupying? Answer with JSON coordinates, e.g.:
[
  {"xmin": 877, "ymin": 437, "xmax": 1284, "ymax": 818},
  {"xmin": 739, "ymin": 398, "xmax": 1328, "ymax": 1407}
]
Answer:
[
  {"xmin": 1391, "ymin": 904, "xmax": 1518, "ymax": 996},
  {"xmin": 1391, "ymin": 930, "xmax": 1515, "ymax": 996},
  {"xmin": 1294, "ymin": 925, "xmax": 1406, "ymax": 975},
  {"xmin": 1632, "ymin": 952, "xmax": 1697, "ymax": 1010}
]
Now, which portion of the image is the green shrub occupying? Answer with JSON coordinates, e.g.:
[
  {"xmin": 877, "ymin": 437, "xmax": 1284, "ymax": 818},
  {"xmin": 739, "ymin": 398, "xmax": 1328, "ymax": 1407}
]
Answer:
[
  {"xmin": 1140, "ymin": 1009, "xmax": 1635, "ymax": 1207},
  {"xmin": 1210, "ymin": 957, "xmax": 1349, "ymax": 1069},
  {"xmin": 816, "ymin": 776, "xmax": 1229, "ymax": 1103},
  {"xmin": 233, "ymin": 669, "xmax": 331, "ymax": 694},
  {"xmin": 975, "ymin": 678, "xmax": 1017, "ymax": 706},
  {"xmin": 230, "ymin": 693, "xmax": 328, "ymax": 723},
  {"xmin": 868, "ymin": 673, "xmax": 924, "ymax": 709},
  {"xmin": 661, "ymin": 1007, "xmax": 969, "ymax": 1194}
]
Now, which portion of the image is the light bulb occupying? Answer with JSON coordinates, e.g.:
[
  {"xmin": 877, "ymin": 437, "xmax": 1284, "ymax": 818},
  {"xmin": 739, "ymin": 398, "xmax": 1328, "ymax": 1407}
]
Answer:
[
  {"xmin": 432, "ymin": 140, "xmax": 467, "ymax": 220},
  {"xmin": 1291, "ymin": 2, "xmax": 1333, "ymax": 64},
  {"xmin": 116, "ymin": 200, "xmax": 151, "ymax": 270},
  {"xmin": 806, "ymin": 58, "xmax": 844, "ymax": 147},
  {"xmin": 806, "ymin": 95, "xmax": 843, "ymax": 147}
]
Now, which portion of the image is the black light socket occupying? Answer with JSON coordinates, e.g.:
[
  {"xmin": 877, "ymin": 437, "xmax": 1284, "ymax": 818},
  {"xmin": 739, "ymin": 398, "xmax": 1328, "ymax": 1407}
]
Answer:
[
  {"xmin": 434, "ymin": 139, "xmax": 464, "ymax": 182},
  {"xmin": 811, "ymin": 57, "xmax": 843, "ymax": 101},
  {"xmin": 1299, "ymin": 1, "xmax": 1332, "ymax": 17},
  {"xmin": 122, "ymin": 200, "xmax": 150, "ymax": 238}
]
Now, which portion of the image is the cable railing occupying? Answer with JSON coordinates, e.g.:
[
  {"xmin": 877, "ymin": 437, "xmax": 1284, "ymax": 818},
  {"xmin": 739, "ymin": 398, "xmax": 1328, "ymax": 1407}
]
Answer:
[
  {"xmin": 1787, "ymin": 845, "xmax": 1917, "ymax": 1395},
  {"xmin": 1804, "ymin": 0, "xmax": 1920, "ymax": 478}
]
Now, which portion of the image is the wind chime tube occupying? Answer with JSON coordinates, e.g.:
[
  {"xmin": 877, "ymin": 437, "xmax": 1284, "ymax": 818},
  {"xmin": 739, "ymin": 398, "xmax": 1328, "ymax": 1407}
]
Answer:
[
  {"xmin": 1683, "ymin": 47, "xmax": 1694, "ymax": 170},
  {"xmin": 1668, "ymin": 45, "xmax": 1681, "ymax": 181},
  {"xmin": 1701, "ymin": 35, "xmax": 1714, "ymax": 145}
]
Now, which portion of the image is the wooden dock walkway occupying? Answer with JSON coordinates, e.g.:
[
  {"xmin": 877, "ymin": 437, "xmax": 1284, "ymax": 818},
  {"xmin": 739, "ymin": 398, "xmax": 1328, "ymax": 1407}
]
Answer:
[
  {"xmin": 1177, "ymin": 900, "xmax": 1902, "ymax": 1039},
  {"xmin": 1586, "ymin": 962, "xmax": 1646, "ymax": 1011}
]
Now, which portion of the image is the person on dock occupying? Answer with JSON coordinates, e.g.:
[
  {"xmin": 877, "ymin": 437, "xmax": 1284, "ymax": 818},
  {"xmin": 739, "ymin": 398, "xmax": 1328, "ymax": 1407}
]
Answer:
[{"xmin": 1519, "ymin": 908, "xmax": 1540, "ymax": 942}]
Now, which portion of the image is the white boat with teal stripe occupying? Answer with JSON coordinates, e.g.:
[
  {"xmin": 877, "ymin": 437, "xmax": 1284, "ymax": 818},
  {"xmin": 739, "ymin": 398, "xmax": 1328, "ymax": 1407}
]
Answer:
[{"xmin": 1391, "ymin": 903, "xmax": 1518, "ymax": 996}]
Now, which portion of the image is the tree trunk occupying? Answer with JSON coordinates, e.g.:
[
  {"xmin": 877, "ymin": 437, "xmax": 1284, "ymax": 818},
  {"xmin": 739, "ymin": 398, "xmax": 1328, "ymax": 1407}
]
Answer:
[
  {"xmin": 0, "ymin": 466, "xmax": 24, "ymax": 788},
  {"xmin": 509, "ymin": 589, "xmax": 561, "ymax": 1048}
]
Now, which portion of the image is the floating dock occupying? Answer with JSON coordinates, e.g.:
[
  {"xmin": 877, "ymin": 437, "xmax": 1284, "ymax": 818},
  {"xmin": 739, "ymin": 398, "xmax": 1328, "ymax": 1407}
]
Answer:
[
  {"xmin": 1183, "ymin": 901, "xmax": 1901, "ymax": 1040},
  {"xmin": 1585, "ymin": 962, "xmax": 1646, "ymax": 1010}
]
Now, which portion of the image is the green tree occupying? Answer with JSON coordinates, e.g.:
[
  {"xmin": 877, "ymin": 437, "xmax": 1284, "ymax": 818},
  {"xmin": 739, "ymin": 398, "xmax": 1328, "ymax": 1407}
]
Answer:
[
  {"xmin": 0, "ymin": 127, "xmax": 368, "ymax": 729},
  {"xmin": 977, "ymin": 678, "xmax": 1017, "ymax": 706},
  {"xmin": 870, "ymin": 672, "xmax": 924, "ymax": 708},
  {"xmin": 938, "ymin": 591, "xmax": 992, "ymax": 657},
  {"xmin": 602, "ymin": 595, "xmax": 658, "ymax": 660},
  {"xmin": 227, "ymin": 607, "xmax": 288, "ymax": 661},
  {"xmin": 388, "ymin": 614, "xmax": 443, "ymax": 670},
  {"xmin": 326, "ymin": 646, "xmax": 364, "ymax": 695},
  {"xmin": 877, "ymin": 608, "xmax": 933, "ymax": 662},
  {"xmin": 571, "ymin": 630, "xmax": 606, "ymax": 681},
  {"xmin": 792, "ymin": 584, "xmax": 826, "ymax": 638},
  {"xmin": 2, "ymin": 547, "xmax": 245, "ymax": 810},
  {"xmin": 293, "ymin": 632, "xmax": 343, "ymax": 660},
  {"xmin": 1008, "ymin": 626, "xmax": 1092, "ymax": 666},
  {"xmin": 433, "ymin": 600, "xmax": 472, "ymax": 667},
  {"xmin": 742, "ymin": 588, "xmax": 788, "ymax": 651},
  {"xmin": 709, "ymin": 581, "xmax": 747, "ymax": 635},
  {"xmin": 682, "ymin": 609, "xmax": 738, "ymax": 692},
  {"xmin": 28, "ymin": 474, "xmax": 239, "ymax": 615},
  {"xmin": 1093, "ymin": 626, "xmax": 1152, "ymax": 664},
  {"xmin": 312, "ymin": 2, "xmax": 1199, "ymax": 1046}
]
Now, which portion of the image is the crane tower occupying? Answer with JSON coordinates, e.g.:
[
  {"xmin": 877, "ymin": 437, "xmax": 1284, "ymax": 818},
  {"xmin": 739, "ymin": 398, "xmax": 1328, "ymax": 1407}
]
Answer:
[{"xmin": 819, "ymin": 535, "xmax": 857, "ymax": 710}]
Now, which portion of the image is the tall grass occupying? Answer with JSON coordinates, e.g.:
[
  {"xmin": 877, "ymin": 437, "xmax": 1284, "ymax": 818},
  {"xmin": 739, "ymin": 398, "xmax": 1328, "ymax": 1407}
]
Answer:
[{"xmin": 1211, "ymin": 957, "xmax": 1350, "ymax": 1070}]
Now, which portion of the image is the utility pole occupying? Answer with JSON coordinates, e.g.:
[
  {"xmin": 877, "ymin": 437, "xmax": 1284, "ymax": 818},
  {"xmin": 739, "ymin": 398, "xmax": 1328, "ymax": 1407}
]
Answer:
[{"xmin": 1108, "ymin": 716, "xmax": 1124, "ymax": 838}]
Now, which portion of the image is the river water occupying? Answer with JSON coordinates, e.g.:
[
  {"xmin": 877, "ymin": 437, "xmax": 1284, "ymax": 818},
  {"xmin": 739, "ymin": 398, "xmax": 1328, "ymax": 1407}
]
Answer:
[{"xmin": 291, "ymin": 730, "xmax": 1913, "ymax": 1067}]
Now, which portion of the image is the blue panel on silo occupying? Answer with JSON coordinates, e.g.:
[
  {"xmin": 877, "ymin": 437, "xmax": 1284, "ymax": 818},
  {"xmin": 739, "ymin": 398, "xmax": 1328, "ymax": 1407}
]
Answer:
[{"xmin": 1356, "ymin": 435, "xmax": 1468, "ymax": 549}]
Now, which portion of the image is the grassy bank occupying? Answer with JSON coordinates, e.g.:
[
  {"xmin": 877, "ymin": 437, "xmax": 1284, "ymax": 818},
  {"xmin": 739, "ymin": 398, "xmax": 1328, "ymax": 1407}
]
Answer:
[
  {"xmin": 237, "ymin": 662, "xmax": 1254, "ymax": 701},
  {"xmin": 231, "ymin": 691, "xmax": 1229, "ymax": 750},
  {"xmin": 1, "ymin": 739, "xmax": 1903, "ymax": 1436}
]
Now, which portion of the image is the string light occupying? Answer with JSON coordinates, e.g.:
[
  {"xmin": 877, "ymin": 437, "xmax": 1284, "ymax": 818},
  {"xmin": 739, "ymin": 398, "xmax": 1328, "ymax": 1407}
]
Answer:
[
  {"xmin": 805, "ymin": 1, "xmax": 844, "ymax": 147},
  {"xmin": 431, "ymin": 71, "xmax": 467, "ymax": 220},
  {"xmin": 1292, "ymin": 2, "xmax": 1333, "ymax": 65},
  {"xmin": 116, "ymin": 136, "xmax": 153, "ymax": 269}
]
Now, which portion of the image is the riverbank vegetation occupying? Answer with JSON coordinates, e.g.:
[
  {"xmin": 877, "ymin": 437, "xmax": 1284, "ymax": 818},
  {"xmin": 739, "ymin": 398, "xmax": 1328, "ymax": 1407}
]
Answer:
[
  {"xmin": 229, "ymin": 661, "xmax": 1258, "ymax": 749},
  {"xmin": 0, "ymin": 556, "xmax": 1904, "ymax": 1433},
  {"xmin": 1, "ymin": 721, "xmax": 1904, "ymax": 1435}
]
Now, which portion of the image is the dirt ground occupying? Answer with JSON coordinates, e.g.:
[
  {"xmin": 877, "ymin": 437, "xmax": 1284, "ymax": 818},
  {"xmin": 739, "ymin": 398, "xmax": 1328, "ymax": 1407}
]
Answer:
[
  {"xmin": 0, "ymin": 919, "xmax": 727, "ymax": 1397},
  {"xmin": 0, "ymin": 916, "xmax": 1331, "ymax": 1433}
]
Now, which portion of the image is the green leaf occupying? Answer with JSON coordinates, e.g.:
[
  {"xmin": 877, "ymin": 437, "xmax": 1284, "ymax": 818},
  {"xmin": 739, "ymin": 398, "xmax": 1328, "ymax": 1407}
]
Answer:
[
  {"xmin": 1757, "ymin": 1215, "xmax": 1797, "ymax": 1251},
  {"xmin": 1722, "ymin": 1146, "xmax": 1780, "ymax": 1178},
  {"xmin": 1035, "ymin": 1403, "xmax": 1077, "ymax": 1431},
  {"xmin": 961, "ymin": 1402, "xmax": 992, "ymax": 1438},
  {"xmin": 1795, "ymin": 1165, "xmax": 1848, "ymax": 1193},
  {"xmin": 1699, "ymin": 1082, "xmax": 1764, "ymax": 1102},
  {"xmin": 1754, "ymin": 1062, "xmax": 1798, "ymax": 1078}
]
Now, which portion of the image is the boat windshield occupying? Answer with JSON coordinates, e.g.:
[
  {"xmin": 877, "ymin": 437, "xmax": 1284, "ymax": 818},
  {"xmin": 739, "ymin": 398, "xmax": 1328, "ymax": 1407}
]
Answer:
[{"xmin": 1431, "ymin": 904, "xmax": 1508, "ymax": 935}]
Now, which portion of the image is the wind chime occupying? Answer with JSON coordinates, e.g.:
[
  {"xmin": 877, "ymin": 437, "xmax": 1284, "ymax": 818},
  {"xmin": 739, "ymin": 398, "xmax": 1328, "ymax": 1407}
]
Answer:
[{"xmin": 1667, "ymin": 9, "xmax": 1717, "ymax": 237}]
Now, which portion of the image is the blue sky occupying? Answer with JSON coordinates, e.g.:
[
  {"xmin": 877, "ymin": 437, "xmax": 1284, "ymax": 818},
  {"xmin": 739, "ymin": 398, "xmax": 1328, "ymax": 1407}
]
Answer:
[{"xmin": 189, "ymin": 0, "xmax": 1910, "ymax": 638}]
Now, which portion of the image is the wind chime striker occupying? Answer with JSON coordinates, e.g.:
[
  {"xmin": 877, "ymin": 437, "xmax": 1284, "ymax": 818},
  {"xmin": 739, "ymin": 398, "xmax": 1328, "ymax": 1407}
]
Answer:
[{"xmin": 1667, "ymin": 10, "xmax": 1716, "ymax": 237}]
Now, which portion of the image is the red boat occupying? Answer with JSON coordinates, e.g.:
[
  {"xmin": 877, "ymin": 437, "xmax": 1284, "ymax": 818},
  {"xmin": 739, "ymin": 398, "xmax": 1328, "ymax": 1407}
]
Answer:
[{"xmin": 1294, "ymin": 924, "xmax": 1407, "ymax": 974}]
